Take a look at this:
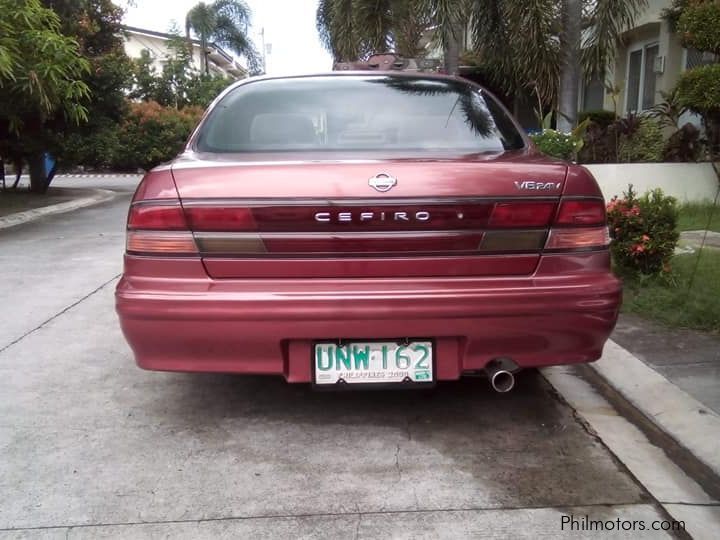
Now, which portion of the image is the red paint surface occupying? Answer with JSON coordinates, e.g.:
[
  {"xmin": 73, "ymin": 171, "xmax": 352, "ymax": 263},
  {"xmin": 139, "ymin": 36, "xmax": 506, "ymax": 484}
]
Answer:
[{"xmin": 116, "ymin": 75, "xmax": 621, "ymax": 380}]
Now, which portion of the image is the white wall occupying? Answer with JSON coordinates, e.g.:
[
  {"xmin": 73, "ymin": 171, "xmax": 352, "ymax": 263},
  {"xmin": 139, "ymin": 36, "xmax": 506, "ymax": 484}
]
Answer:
[
  {"xmin": 124, "ymin": 32, "xmax": 229, "ymax": 77},
  {"xmin": 633, "ymin": 0, "xmax": 672, "ymax": 29},
  {"xmin": 584, "ymin": 163, "xmax": 719, "ymax": 203}
]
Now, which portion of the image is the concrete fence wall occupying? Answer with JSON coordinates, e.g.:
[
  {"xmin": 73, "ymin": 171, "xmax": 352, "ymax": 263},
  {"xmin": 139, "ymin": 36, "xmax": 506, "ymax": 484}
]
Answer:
[{"xmin": 584, "ymin": 163, "xmax": 719, "ymax": 203}]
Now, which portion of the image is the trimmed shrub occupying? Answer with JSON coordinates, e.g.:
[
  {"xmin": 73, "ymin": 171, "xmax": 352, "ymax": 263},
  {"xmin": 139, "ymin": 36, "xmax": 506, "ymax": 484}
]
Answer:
[
  {"xmin": 607, "ymin": 186, "xmax": 679, "ymax": 277},
  {"xmin": 114, "ymin": 101, "xmax": 203, "ymax": 171},
  {"xmin": 676, "ymin": 63, "xmax": 720, "ymax": 116},
  {"xmin": 617, "ymin": 117, "xmax": 665, "ymax": 162},
  {"xmin": 529, "ymin": 129, "xmax": 581, "ymax": 160},
  {"xmin": 676, "ymin": 63, "xmax": 720, "ymax": 155},
  {"xmin": 677, "ymin": 1, "xmax": 720, "ymax": 55}
]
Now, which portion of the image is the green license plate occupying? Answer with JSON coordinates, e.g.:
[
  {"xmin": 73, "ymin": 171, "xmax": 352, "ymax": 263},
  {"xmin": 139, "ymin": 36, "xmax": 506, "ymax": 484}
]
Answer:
[{"xmin": 314, "ymin": 341, "xmax": 433, "ymax": 385}]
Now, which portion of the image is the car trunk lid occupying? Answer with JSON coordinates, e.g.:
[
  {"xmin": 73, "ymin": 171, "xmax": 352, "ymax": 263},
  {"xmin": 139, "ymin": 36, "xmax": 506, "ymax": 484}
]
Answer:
[{"xmin": 170, "ymin": 153, "xmax": 568, "ymax": 278}]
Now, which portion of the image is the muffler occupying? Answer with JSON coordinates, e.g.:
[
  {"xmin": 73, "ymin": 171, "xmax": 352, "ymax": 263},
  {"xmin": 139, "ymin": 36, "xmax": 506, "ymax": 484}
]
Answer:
[{"xmin": 484, "ymin": 359, "xmax": 517, "ymax": 393}]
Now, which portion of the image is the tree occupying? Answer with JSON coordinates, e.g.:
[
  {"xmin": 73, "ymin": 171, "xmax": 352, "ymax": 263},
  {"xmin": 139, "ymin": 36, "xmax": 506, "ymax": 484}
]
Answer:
[
  {"xmin": 185, "ymin": 0, "xmax": 261, "ymax": 76},
  {"xmin": 155, "ymin": 30, "xmax": 196, "ymax": 109},
  {"xmin": 316, "ymin": 0, "xmax": 435, "ymax": 63},
  {"xmin": 0, "ymin": 0, "xmax": 90, "ymax": 193},
  {"xmin": 674, "ymin": 0, "xmax": 720, "ymax": 158},
  {"xmin": 129, "ymin": 50, "xmax": 160, "ymax": 103},
  {"xmin": 128, "ymin": 27, "xmax": 233, "ymax": 110},
  {"xmin": 186, "ymin": 74, "xmax": 232, "ymax": 108},
  {"xmin": 42, "ymin": 0, "xmax": 134, "ymax": 172},
  {"xmin": 558, "ymin": 0, "xmax": 582, "ymax": 132},
  {"xmin": 43, "ymin": 0, "xmax": 132, "ymax": 122},
  {"xmin": 317, "ymin": 0, "xmax": 647, "ymax": 128}
]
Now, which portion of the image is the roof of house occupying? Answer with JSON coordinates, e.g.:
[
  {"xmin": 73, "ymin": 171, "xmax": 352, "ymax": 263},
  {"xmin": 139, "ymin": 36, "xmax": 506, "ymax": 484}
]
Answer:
[{"xmin": 121, "ymin": 25, "xmax": 234, "ymax": 64}]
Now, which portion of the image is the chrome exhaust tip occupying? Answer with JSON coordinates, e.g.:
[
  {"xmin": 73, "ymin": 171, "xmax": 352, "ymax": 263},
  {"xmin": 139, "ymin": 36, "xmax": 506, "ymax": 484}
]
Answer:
[
  {"xmin": 490, "ymin": 369, "xmax": 515, "ymax": 393},
  {"xmin": 484, "ymin": 358, "xmax": 517, "ymax": 393}
]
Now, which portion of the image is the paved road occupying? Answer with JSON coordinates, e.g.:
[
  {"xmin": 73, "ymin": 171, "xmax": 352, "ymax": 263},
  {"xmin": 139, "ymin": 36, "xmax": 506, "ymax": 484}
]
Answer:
[{"xmin": 0, "ymin": 177, "xmax": 678, "ymax": 538}]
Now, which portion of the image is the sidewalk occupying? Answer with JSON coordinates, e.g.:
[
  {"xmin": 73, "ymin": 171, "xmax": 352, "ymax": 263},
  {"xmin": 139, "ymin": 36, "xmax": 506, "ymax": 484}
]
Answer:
[
  {"xmin": 0, "ymin": 187, "xmax": 116, "ymax": 230},
  {"xmin": 680, "ymin": 230, "xmax": 720, "ymax": 249},
  {"xmin": 612, "ymin": 313, "xmax": 720, "ymax": 414},
  {"xmin": 580, "ymin": 316, "xmax": 720, "ymax": 499}
]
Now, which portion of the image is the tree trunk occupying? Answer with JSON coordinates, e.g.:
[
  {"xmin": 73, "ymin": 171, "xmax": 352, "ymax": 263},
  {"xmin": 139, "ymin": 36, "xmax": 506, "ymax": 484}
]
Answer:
[
  {"xmin": 443, "ymin": 22, "xmax": 462, "ymax": 76},
  {"xmin": 558, "ymin": 0, "xmax": 582, "ymax": 133},
  {"xmin": 198, "ymin": 35, "xmax": 208, "ymax": 76},
  {"xmin": 28, "ymin": 154, "xmax": 49, "ymax": 194}
]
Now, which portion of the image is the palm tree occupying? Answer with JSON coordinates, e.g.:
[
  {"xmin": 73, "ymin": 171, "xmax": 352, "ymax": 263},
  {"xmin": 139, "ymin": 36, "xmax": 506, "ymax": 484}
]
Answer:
[
  {"xmin": 317, "ymin": 0, "xmax": 647, "ymax": 128},
  {"xmin": 185, "ymin": 0, "xmax": 261, "ymax": 76},
  {"xmin": 558, "ymin": 0, "xmax": 582, "ymax": 132},
  {"xmin": 316, "ymin": 0, "xmax": 440, "ymax": 64}
]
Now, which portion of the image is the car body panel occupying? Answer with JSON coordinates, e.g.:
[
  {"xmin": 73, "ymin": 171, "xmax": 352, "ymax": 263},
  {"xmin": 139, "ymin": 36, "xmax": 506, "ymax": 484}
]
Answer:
[{"xmin": 116, "ymin": 72, "xmax": 621, "ymax": 381}]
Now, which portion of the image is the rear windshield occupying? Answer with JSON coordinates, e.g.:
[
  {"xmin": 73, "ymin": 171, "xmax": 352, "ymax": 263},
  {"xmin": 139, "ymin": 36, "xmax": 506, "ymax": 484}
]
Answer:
[{"xmin": 194, "ymin": 75, "xmax": 525, "ymax": 154}]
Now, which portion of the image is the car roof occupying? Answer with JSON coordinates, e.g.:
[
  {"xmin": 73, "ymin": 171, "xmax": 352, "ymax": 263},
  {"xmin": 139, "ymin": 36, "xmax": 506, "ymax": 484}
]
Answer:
[{"xmin": 223, "ymin": 70, "xmax": 469, "ymax": 91}]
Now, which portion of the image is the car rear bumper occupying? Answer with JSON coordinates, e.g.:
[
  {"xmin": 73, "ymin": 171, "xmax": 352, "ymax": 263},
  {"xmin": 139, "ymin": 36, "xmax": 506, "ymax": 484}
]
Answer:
[{"xmin": 115, "ymin": 257, "xmax": 622, "ymax": 382}]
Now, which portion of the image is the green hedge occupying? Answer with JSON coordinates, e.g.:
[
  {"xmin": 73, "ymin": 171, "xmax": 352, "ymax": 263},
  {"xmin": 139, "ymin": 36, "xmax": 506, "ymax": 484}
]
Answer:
[{"xmin": 59, "ymin": 100, "xmax": 204, "ymax": 171}]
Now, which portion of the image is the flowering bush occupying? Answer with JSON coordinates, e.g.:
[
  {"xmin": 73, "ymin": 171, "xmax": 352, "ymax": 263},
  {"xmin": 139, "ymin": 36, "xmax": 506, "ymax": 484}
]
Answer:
[
  {"xmin": 530, "ymin": 129, "xmax": 582, "ymax": 160},
  {"xmin": 114, "ymin": 101, "xmax": 204, "ymax": 170},
  {"xmin": 606, "ymin": 186, "xmax": 680, "ymax": 277}
]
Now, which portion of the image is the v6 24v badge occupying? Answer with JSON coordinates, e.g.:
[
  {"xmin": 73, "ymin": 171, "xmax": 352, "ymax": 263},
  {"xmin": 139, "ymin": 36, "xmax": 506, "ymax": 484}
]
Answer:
[{"xmin": 515, "ymin": 180, "xmax": 561, "ymax": 190}]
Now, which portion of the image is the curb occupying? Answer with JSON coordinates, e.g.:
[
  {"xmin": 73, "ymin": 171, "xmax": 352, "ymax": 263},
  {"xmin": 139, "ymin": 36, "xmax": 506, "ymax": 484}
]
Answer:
[
  {"xmin": 680, "ymin": 230, "xmax": 720, "ymax": 249},
  {"xmin": 542, "ymin": 364, "xmax": 720, "ymax": 539},
  {"xmin": 56, "ymin": 173, "xmax": 141, "ymax": 178},
  {"xmin": 0, "ymin": 189, "xmax": 117, "ymax": 231},
  {"xmin": 585, "ymin": 340, "xmax": 720, "ymax": 496},
  {"xmin": 13, "ymin": 173, "xmax": 142, "ymax": 179}
]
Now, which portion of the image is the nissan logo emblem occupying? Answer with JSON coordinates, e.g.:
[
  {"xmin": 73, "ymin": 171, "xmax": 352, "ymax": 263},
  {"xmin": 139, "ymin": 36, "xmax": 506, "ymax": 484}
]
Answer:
[{"xmin": 368, "ymin": 173, "xmax": 397, "ymax": 193}]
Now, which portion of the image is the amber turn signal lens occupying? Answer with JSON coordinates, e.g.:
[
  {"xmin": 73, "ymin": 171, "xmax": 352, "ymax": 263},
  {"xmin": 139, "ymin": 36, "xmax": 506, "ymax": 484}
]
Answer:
[
  {"xmin": 545, "ymin": 227, "xmax": 610, "ymax": 250},
  {"xmin": 126, "ymin": 231, "xmax": 198, "ymax": 255}
]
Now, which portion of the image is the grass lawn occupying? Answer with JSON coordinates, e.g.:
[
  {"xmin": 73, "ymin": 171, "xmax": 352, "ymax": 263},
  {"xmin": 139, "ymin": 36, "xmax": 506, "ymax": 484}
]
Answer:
[
  {"xmin": 678, "ymin": 201, "xmax": 720, "ymax": 232},
  {"xmin": 622, "ymin": 248, "xmax": 720, "ymax": 334}
]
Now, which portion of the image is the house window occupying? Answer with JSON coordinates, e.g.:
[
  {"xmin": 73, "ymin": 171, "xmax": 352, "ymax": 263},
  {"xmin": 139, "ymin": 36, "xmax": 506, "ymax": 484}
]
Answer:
[
  {"xmin": 685, "ymin": 48, "xmax": 718, "ymax": 70},
  {"xmin": 583, "ymin": 75, "xmax": 605, "ymax": 111},
  {"xmin": 626, "ymin": 43, "xmax": 659, "ymax": 112}
]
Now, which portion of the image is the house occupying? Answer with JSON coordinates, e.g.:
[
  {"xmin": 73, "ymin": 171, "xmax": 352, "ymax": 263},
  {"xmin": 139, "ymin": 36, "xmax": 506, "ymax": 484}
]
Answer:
[
  {"xmin": 582, "ymin": 0, "xmax": 718, "ymax": 115},
  {"xmin": 122, "ymin": 25, "xmax": 247, "ymax": 79}
]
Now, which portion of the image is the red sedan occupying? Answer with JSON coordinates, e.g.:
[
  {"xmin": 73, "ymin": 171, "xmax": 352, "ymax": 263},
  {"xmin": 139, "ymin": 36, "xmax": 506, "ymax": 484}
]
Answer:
[{"xmin": 116, "ymin": 72, "xmax": 621, "ymax": 392}]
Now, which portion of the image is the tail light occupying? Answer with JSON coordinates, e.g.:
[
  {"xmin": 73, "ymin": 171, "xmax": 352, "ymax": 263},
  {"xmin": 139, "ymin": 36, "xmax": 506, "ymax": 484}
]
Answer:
[
  {"xmin": 126, "ymin": 201, "xmax": 199, "ymax": 256},
  {"xmin": 488, "ymin": 202, "xmax": 556, "ymax": 227},
  {"xmin": 125, "ymin": 196, "xmax": 610, "ymax": 257},
  {"xmin": 545, "ymin": 198, "xmax": 609, "ymax": 251}
]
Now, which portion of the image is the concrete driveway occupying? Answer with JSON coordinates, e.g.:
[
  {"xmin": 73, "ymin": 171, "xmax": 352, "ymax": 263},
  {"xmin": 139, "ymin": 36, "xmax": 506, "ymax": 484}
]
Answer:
[{"xmin": 0, "ymin": 176, "xmax": 679, "ymax": 538}]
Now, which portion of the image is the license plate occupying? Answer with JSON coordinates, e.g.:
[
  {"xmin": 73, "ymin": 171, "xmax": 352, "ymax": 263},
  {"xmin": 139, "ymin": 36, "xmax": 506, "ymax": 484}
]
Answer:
[{"xmin": 313, "ymin": 341, "xmax": 433, "ymax": 385}]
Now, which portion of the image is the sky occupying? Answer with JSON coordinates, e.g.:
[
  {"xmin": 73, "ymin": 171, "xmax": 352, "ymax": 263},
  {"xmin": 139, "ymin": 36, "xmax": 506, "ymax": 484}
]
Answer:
[{"xmin": 122, "ymin": 0, "xmax": 334, "ymax": 75}]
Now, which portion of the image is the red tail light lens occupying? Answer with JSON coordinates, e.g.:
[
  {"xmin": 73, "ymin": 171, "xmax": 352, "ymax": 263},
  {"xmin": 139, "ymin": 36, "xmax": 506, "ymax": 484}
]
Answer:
[
  {"xmin": 126, "ymin": 201, "xmax": 198, "ymax": 255},
  {"xmin": 555, "ymin": 199, "xmax": 606, "ymax": 226},
  {"xmin": 128, "ymin": 203, "xmax": 187, "ymax": 230},
  {"xmin": 184, "ymin": 207, "xmax": 257, "ymax": 232},
  {"xmin": 488, "ymin": 202, "xmax": 556, "ymax": 228},
  {"xmin": 544, "ymin": 198, "xmax": 609, "ymax": 251}
]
